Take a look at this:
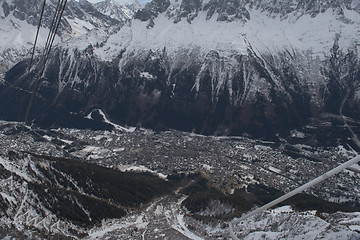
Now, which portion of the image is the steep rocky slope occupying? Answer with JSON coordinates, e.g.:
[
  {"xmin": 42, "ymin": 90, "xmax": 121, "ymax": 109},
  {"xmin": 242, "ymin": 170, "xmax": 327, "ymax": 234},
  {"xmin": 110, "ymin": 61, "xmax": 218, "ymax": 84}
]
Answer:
[{"xmin": 1, "ymin": 0, "xmax": 360, "ymax": 138}]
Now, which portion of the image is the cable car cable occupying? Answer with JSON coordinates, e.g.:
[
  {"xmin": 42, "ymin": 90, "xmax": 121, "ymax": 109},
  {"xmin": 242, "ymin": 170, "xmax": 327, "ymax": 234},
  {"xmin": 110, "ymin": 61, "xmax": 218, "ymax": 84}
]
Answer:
[
  {"xmin": 28, "ymin": 0, "xmax": 47, "ymax": 72},
  {"xmin": 23, "ymin": 0, "xmax": 67, "ymax": 127}
]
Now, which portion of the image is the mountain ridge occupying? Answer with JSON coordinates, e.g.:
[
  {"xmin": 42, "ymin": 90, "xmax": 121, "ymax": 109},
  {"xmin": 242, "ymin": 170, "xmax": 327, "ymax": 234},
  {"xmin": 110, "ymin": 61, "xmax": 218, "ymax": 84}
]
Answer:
[
  {"xmin": 95, "ymin": 0, "xmax": 141, "ymax": 22},
  {"xmin": 0, "ymin": 0, "xmax": 360, "ymax": 138}
]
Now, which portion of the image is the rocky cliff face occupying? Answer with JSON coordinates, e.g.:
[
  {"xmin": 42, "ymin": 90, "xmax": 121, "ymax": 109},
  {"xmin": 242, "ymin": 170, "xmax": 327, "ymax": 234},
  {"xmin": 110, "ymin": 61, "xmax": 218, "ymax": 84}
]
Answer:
[
  {"xmin": 95, "ymin": 0, "xmax": 140, "ymax": 22},
  {"xmin": 0, "ymin": 0, "xmax": 124, "ymax": 72},
  {"xmin": 1, "ymin": 0, "xmax": 120, "ymax": 33},
  {"xmin": 1, "ymin": 0, "xmax": 360, "ymax": 137},
  {"xmin": 135, "ymin": 0, "xmax": 360, "ymax": 23}
]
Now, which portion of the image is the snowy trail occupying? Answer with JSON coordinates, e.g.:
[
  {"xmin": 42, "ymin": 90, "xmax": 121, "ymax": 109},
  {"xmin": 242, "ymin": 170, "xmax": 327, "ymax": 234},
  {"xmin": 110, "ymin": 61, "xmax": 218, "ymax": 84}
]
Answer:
[
  {"xmin": 12, "ymin": 182, "xmax": 29, "ymax": 227},
  {"xmin": 87, "ymin": 194, "xmax": 202, "ymax": 240}
]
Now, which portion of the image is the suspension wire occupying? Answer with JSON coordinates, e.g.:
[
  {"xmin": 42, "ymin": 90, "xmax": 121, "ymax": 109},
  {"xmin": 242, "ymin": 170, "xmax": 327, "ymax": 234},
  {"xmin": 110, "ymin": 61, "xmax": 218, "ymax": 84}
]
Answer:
[
  {"xmin": 23, "ymin": 0, "xmax": 68, "ymax": 128},
  {"xmin": 43, "ymin": 0, "xmax": 67, "ymax": 63},
  {"xmin": 41, "ymin": 0, "xmax": 61, "ymax": 64},
  {"xmin": 229, "ymin": 154, "xmax": 360, "ymax": 240},
  {"xmin": 28, "ymin": 0, "xmax": 47, "ymax": 72},
  {"xmin": 33, "ymin": 0, "xmax": 67, "ymax": 90},
  {"xmin": 23, "ymin": 0, "xmax": 61, "ymax": 126},
  {"xmin": 18, "ymin": 0, "xmax": 48, "ymax": 122}
]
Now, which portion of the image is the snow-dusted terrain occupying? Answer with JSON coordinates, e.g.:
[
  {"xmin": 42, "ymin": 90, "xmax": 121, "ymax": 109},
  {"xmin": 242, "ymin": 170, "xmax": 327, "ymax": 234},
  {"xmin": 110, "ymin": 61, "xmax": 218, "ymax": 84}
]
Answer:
[
  {"xmin": 95, "ymin": 0, "xmax": 140, "ymax": 22},
  {"xmin": 0, "ymin": 121, "xmax": 359, "ymax": 239},
  {"xmin": 95, "ymin": 5, "xmax": 360, "ymax": 61},
  {"xmin": 0, "ymin": 0, "xmax": 130, "ymax": 71},
  {"xmin": 2, "ymin": 0, "xmax": 360, "ymax": 74},
  {"xmin": 231, "ymin": 206, "xmax": 360, "ymax": 240},
  {"xmin": 86, "ymin": 199, "xmax": 360, "ymax": 240},
  {"xmin": 0, "ymin": 13, "xmax": 51, "ymax": 73}
]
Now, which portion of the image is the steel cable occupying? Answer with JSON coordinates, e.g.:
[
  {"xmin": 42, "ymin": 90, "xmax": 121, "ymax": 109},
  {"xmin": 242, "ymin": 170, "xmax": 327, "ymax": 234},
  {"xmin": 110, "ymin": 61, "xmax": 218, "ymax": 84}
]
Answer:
[
  {"xmin": 28, "ymin": 0, "xmax": 47, "ymax": 72},
  {"xmin": 23, "ymin": 0, "xmax": 68, "ymax": 127}
]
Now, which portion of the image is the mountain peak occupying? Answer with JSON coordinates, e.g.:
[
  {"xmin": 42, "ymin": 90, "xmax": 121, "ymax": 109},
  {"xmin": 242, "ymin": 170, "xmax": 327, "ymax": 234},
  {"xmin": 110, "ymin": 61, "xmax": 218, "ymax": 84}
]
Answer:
[
  {"xmin": 95, "ymin": 0, "xmax": 140, "ymax": 21},
  {"xmin": 133, "ymin": 0, "xmax": 359, "ymax": 24}
]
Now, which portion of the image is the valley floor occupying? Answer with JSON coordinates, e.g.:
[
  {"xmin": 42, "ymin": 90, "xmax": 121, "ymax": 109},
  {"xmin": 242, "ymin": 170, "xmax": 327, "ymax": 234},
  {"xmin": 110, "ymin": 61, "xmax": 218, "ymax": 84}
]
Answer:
[{"xmin": 0, "ymin": 120, "xmax": 359, "ymax": 239}]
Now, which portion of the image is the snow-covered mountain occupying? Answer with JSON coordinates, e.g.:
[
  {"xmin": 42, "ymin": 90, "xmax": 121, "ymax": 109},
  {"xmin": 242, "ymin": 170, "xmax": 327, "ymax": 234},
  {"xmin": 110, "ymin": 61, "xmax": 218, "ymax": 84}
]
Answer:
[
  {"xmin": 0, "ymin": 0, "xmax": 128, "ymax": 72},
  {"xmin": 1, "ymin": 0, "xmax": 360, "ymax": 138},
  {"xmin": 128, "ymin": 0, "xmax": 360, "ymax": 56},
  {"xmin": 95, "ymin": 0, "xmax": 140, "ymax": 22}
]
